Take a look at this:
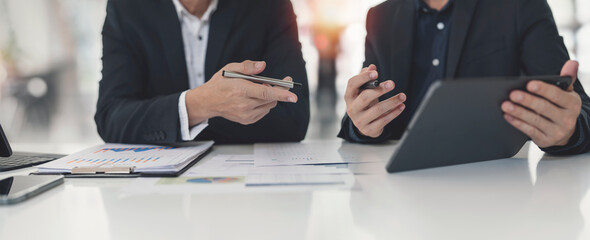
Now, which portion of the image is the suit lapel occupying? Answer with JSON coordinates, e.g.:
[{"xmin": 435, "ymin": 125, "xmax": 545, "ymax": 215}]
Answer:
[
  {"xmin": 390, "ymin": 0, "xmax": 415, "ymax": 93},
  {"xmin": 205, "ymin": 1, "xmax": 236, "ymax": 80},
  {"xmin": 445, "ymin": 0, "xmax": 478, "ymax": 78},
  {"xmin": 155, "ymin": 0, "xmax": 189, "ymax": 89}
]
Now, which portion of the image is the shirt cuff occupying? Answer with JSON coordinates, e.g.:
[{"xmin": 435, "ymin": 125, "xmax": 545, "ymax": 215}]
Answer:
[
  {"xmin": 178, "ymin": 91, "xmax": 208, "ymax": 141},
  {"xmin": 347, "ymin": 118, "xmax": 389, "ymax": 143},
  {"xmin": 348, "ymin": 121, "xmax": 365, "ymax": 142}
]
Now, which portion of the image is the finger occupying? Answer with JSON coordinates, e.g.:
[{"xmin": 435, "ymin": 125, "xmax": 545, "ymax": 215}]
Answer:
[
  {"xmin": 361, "ymin": 93, "xmax": 407, "ymax": 123},
  {"xmin": 560, "ymin": 60, "xmax": 579, "ymax": 91},
  {"xmin": 251, "ymin": 102, "xmax": 276, "ymax": 122},
  {"xmin": 366, "ymin": 98, "xmax": 379, "ymax": 109},
  {"xmin": 344, "ymin": 71, "xmax": 379, "ymax": 101},
  {"xmin": 504, "ymin": 114, "xmax": 548, "ymax": 145},
  {"xmin": 501, "ymin": 101, "xmax": 554, "ymax": 133},
  {"xmin": 509, "ymin": 90, "xmax": 561, "ymax": 120},
  {"xmin": 350, "ymin": 80, "xmax": 395, "ymax": 111},
  {"xmin": 223, "ymin": 60, "xmax": 266, "ymax": 75},
  {"xmin": 241, "ymin": 98, "xmax": 271, "ymax": 110},
  {"xmin": 244, "ymin": 82, "xmax": 297, "ymax": 103},
  {"xmin": 350, "ymin": 98, "xmax": 379, "ymax": 118},
  {"xmin": 360, "ymin": 64, "xmax": 377, "ymax": 73},
  {"xmin": 272, "ymin": 76, "xmax": 292, "ymax": 91},
  {"xmin": 255, "ymin": 100, "xmax": 278, "ymax": 110},
  {"xmin": 366, "ymin": 104, "xmax": 406, "ymax": 133},
  {"xmin": 526, "ymin": 81, "xmax": 575, "ymax": 108}
]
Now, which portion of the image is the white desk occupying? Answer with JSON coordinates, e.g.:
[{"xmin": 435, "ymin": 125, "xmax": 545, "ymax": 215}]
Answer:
[{"xmin": 1, "ymin": 140, "xmax": 590, "ymax": 240}]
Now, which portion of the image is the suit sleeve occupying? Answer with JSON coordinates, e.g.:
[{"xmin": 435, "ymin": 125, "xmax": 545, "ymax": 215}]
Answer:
[
  {"xmin": 197, "ymin": 0, "xmax": 309, "ymax": 143},
  {"xmin": 518, "ymin": 0, "xmax": 590, "ymax": 155},
  {"xmin": 338, "ymin": 7, "xmax": 392, "ymax": 143},
  {"xmin": 94, "ymin": 0, "xmax": 182, "ymax": 144},
  {"xmin": 256, "ymin": 0, "xmax": 310, "ymax": 141}
]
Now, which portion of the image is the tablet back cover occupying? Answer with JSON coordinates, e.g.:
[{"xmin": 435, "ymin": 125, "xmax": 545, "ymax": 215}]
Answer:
[{"xmin": 386, "ymin": 76, "xmax": 570, "ymax": 173}]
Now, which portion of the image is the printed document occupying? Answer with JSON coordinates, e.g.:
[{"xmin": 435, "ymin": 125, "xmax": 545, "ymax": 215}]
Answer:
[{"xmin": 37, "ymin": 141, "xmax": 214, "ymax": 174}]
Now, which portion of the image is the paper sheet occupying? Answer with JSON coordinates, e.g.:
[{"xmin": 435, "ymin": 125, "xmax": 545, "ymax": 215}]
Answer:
[
  {"xmin": 184, "ymin": 154, "xmax": 354, "ymax": 176},
  {"xmin": 120, "ymin": 154, "xmax": 359, "ymax": 195},
  {"xmin": 254, "ymin": 142, "xmax": 377, "ymax": 166}
]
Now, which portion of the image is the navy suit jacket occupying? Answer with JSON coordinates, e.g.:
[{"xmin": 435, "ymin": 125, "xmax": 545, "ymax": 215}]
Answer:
[
  {"xmin": 96, "ymin": 0, "xmax": 310, "ymax": 144},
  {"xmin": 338, "ymin": 0, "xmax": 590, "ymax": 155}
]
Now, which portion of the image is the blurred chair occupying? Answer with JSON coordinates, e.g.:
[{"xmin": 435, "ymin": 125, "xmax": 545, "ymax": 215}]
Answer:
[{"xmin": 2, "ymin": 65, "xmax": 66, "ymax": 140}]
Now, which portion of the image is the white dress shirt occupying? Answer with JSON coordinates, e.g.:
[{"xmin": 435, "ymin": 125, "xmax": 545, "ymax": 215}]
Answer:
[{"xmin": 172, "ymin": 0, "xmax": 218, "ymax": 141}]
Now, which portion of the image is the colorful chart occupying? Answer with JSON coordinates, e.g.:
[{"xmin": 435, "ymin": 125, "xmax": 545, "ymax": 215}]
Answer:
[
  {"xmin": 157, "ymin": 177, "xmax": 244, "ymax": 185},
  {"xmin": 187, "ymin": 177, "xmax": 242, "ymax": 184},
  {"xmin": 66, "ymin": 157, "xmax": 161, "ymax": 164},
  {"xmin": 94, "ymin": 146, "xmax": 175, "ymax": 154}
]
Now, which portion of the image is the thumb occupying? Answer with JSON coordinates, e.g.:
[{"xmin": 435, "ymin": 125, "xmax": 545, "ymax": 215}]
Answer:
[
  {"xmin": 223, "ymin": 60, "xmax": 266, "ymax": 75},
  {"xmin": 561, "ymin": 60, "xmax": 578, "ymax": 91}
]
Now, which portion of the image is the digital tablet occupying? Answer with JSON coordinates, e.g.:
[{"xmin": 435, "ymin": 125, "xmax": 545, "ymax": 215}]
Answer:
[{"xmin": 386, "ymin": 76, "xmax": 572, "ymax": 173}]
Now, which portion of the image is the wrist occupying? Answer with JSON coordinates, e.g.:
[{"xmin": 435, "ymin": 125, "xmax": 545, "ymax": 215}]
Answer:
[
  {"xmin": 186, "ymin": 87, "xmax": 216, "ymax": 126},
  {"xmin": 555, "ymin": 126, "xmax": 577, "ymax": 147}
]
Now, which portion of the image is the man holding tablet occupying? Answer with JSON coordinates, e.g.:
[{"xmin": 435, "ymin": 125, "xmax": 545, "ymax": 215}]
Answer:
[
  {"xmin": 339, "ymin": 0, "xmax": 590, "ymax": 155},
  {"xmin": 96, "ymin": 0, "xmax": 309, "ymax": 144}
]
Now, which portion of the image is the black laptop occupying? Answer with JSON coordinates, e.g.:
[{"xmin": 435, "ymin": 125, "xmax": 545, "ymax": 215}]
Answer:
[
  {"xmin": 0, "ymin": 124, "xmax": 64, "ymax": 171},
  {"xmin": 386, "ymin": 75, "xmax": 572, "ymax": 173}
]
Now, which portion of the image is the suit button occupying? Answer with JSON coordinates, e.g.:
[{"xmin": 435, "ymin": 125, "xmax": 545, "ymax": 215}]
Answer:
[{"xmin": 432, "ymin": 58, "xmax": 440, "ymax": 67}]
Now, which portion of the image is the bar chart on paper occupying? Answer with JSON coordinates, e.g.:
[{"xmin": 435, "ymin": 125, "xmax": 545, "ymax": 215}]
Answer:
[
  {"xmin": 37, "ymin": 142, "xmax": 214, "ymax": 173},
  {"xmin": 65, "ymin": 157, "xmax": 162, "ymax": 165},
  {"xmin": 61, "ymin": 145, "xmax": 182, "ymax": 168},
  {"xmin": 94, "ymin": 146, "xmax": 175, "ymax": 153}
]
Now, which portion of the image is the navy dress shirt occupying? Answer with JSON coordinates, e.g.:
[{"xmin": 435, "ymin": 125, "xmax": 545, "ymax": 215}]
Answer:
[{"xmin": 407, "ymin": 0, "xmax": 454, "ymax": 118}]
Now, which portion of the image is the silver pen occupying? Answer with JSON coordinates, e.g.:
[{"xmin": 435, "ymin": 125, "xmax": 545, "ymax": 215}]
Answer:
[{"xmin": 222, "ymin": 71, "xmax": 302, "ymax": 89}]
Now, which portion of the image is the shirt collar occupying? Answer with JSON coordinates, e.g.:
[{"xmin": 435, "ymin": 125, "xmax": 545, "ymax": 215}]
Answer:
[
  {"xmin": 172, "ymin": 0, "xmax": 218, "ymax": 21},
  {"xmin": 415, "ymin": 0, "xmax": 454, "ymax": 13}
]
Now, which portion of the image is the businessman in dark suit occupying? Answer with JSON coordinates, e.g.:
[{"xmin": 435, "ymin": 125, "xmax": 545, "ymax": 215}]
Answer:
[
  {"xmin": 95, "ymin": 0, "xmax": 310, "ymax": 144},
  {"xmin": 339, "ymin": 0, "xmax": 590, "ymax": 155}
]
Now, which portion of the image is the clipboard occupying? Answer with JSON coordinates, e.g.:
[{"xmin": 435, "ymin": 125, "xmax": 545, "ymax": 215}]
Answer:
[{"xmin": 31, "ymin": 141, "xmax": 214, "ymax": 178}]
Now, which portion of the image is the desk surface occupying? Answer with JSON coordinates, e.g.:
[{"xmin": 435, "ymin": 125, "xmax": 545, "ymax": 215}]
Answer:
[{"xmin": 1, "ymin": 141, "xmax": 590, "ymax": 240}]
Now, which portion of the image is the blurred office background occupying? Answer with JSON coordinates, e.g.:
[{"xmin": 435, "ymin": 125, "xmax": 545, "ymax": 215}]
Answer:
[{"xmin": 0, "ymin": 0, "xmax": 588, "ymax": 152}]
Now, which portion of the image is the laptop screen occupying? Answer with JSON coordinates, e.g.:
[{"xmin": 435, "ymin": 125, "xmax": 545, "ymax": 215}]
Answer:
[{"xmin": 0, "ymin": 124, "xmax": 13, "ymax": 157}]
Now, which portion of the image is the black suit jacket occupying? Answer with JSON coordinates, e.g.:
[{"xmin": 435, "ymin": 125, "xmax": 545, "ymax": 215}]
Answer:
[
  {"xmin": 338, "ymin": 0, "xmax": 590, "ymax": 154},
  {"xmin": 96, "ymin": 0, "xmax": 310, "ymax": 144}
]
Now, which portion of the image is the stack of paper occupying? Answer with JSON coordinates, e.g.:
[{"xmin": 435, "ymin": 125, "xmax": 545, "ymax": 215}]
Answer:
[
  {"xmin": 37, "ymin": 141, "xmax": 214, "ymax": 174},
  {"xmin": 183, "ymin": 154, "xmax": 357, "ymax": 188},
  {"xmin": 122, "ymin": 142, "xmax": 383, "ymax": 194}
]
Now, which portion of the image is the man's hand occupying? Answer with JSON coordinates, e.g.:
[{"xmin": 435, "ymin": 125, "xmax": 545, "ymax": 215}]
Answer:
[
  {"xmin": 501, "ymin": 60, "xmax": 582, "ymax": 148},
  {"xmin": 185, "ymin": 60, "xmax": 297, "ymax": 126},
  {"xmin": 344, "ymin": 64, "xmax": 407, "ymax": 138}
]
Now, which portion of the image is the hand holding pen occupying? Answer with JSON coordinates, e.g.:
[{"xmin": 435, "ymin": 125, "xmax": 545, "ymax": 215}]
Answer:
[
  {"xmin": 184, "ymin": 60, "xmax": 298, "ymax": 126},
  {"xmin": 222, "ymin": 71, "xmax": 302, "ymax": 89},
  {"xmin": 344, "ymin": 64, "xmax": 407, "ymax": 138}
]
